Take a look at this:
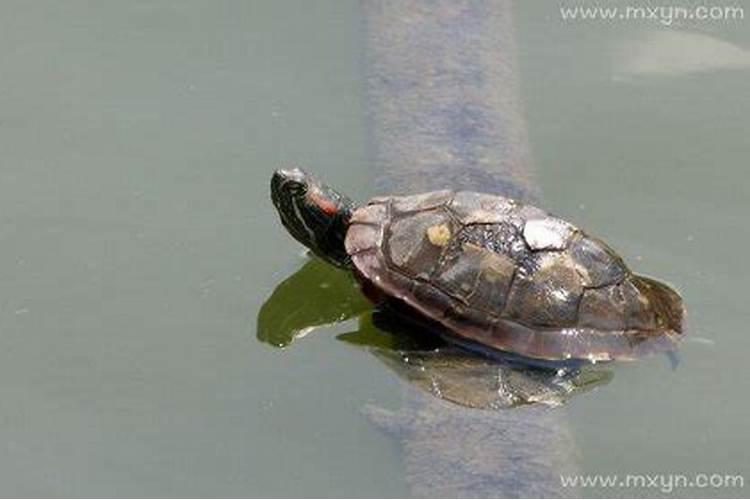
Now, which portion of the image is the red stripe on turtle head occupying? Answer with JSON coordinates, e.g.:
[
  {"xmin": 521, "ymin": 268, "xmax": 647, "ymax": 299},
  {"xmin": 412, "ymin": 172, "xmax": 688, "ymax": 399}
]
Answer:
[{"xmin": 306, "ymin": 188, "xmax": 340, "ymax": 216}]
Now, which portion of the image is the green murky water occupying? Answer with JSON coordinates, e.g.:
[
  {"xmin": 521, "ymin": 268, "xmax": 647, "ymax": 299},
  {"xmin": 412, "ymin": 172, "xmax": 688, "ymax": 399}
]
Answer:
[{"xmin": 0, "ymin": 1, "xmax": 747, "ymax": 497}]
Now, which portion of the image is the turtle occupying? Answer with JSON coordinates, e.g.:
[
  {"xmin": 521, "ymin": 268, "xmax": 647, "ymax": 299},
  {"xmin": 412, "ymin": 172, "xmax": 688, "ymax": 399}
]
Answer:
[{"xmin": 270, "ymin": 168, "xmax": 684, "ymax": 363}]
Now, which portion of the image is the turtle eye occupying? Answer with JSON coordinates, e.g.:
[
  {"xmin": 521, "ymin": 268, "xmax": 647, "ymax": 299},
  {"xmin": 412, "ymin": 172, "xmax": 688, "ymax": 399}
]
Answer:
[
  {"xmin": 271, "ymin": 169, "xmax": 308, "ymax": 200},
  {"xmin": 285, "ymin": 180, "xmax": 308, "ymax": 197}
]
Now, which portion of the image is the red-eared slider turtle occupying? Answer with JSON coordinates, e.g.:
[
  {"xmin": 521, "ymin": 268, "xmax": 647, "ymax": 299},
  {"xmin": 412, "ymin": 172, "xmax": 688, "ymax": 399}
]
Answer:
[{"xmin": 271, "ymin": 168, "xmax": 684, "ymax": 363}]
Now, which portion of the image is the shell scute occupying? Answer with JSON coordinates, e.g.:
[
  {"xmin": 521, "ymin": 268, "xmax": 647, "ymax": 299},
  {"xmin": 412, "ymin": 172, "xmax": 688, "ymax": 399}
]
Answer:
[
  {"xmin": 578, "ymin": 284, "xmax": 628, "ymax": 330},
  {"xmin": 505, "ymin": 252, "xmax": 585, "ymax": 327},
  {"xmin": 449, "ymin": 191, "xmax": 517, "ymax": 224},
  {"xmin": 436, "ymin": 242, "xmax": 517, "ymax": 313},
  {"xmin": 523, "ymin": 217, "xmax": 576, "ymax": 251},
  {"xmin": 470, "ymin": 247, "xmax": 516, "ymax": 314},
  {"xmin": 434, "ymin": 245, "xmax": 483, "ymax": 301},
  {"xmin": 516, "ymin": 204, "xmax": 548, "ymax": 221},
  {"xmin": 392, "ymin": 190, "xmax": 453, "ymax": 213},
  {"xmin": 451, "ymin": 222, "xmax": 529, "ymax": 262},
  {"xmin": 350, "ymin": 203, "xmax": 387, "ymax": 225},
  {"xmin": 569, "ymin": 233, "xmax": 628, "ymax": 287},
  {"xmin": 386, "ymin": 208, "xmax": 456, "ymax": 280},
  {"xmin": 344, "ymin": 223, "xmax": 382, "ymax": 255}
]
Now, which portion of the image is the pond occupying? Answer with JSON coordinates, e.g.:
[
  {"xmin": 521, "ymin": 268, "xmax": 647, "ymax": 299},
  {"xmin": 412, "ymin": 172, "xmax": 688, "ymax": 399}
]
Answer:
[{"xmin": 0, "ymin": 1, "xmax": 747, "ymax": 497}]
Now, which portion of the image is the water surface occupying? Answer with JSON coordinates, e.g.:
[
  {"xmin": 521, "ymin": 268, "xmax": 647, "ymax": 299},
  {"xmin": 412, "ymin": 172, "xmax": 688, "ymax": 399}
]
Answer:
[{"xmin": 0, "ymin": 1, "xmax": 747, "ymax": 497}]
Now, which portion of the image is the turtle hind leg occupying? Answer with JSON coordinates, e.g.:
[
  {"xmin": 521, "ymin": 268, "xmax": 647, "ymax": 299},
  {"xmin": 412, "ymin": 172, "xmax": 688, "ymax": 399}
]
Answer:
[{"xmin": 633, "ymin": 274, "xmax": 685, "ymax": 333}]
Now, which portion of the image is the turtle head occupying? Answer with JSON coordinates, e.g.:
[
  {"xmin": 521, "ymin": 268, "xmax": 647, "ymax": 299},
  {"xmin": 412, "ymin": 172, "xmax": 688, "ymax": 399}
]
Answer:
[{"xmin": 271, "ymin": 168, "xmax": 355, "ymax": 268}]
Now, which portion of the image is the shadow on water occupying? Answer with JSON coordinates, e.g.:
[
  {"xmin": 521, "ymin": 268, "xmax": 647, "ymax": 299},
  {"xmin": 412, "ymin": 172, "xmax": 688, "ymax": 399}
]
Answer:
[{"xmin": 258, "ymin": 257, "xmax": 614, "ymax": 410}]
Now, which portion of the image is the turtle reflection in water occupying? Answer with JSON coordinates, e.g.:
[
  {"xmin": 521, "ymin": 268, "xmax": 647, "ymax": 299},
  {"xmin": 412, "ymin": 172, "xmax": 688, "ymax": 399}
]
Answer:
[
  {"xmin": 269, "ymin": 168, "xmax": 684, "ymax": 363},
  {"xmin": 257, "ymin": 258, "xmax": 613, "ymax": 409}
]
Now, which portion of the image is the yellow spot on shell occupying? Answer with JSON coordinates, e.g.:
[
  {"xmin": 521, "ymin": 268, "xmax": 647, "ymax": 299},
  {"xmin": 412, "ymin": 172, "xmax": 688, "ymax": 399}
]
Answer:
[{"xmin": 426, "ymin": 224, "xmax": 451, "ymax": 246}]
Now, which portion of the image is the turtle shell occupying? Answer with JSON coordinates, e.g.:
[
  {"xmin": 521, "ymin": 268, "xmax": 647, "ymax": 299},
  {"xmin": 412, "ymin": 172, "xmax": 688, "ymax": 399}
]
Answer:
[{"xmin": 344, "ymin": 190, "xmax": 684, "ymax": 362}]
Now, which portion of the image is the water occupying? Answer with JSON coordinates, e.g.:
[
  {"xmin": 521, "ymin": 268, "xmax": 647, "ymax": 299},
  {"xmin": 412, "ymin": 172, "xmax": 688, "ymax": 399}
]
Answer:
[
  {"xmin": 0, "ymin": 1, "xmax": 747, "ymax": 497},
  {"xmin": 518, "ymin": 5, "xmax": 750, "ymax": 496}
]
